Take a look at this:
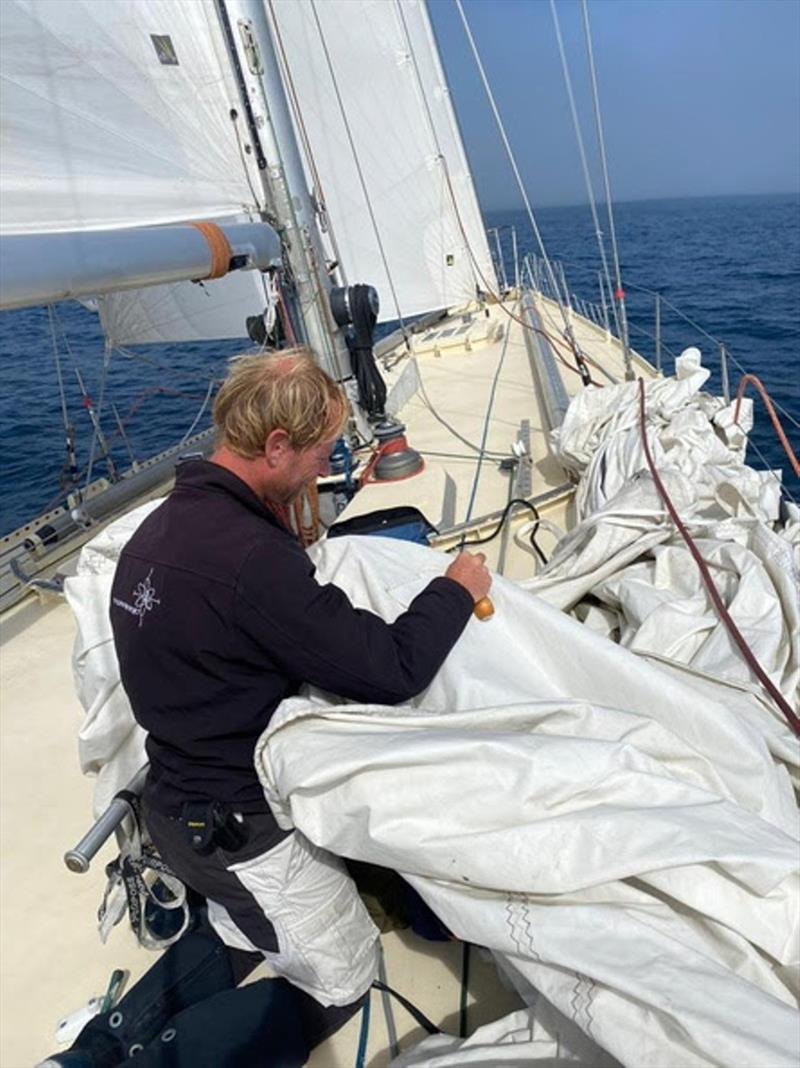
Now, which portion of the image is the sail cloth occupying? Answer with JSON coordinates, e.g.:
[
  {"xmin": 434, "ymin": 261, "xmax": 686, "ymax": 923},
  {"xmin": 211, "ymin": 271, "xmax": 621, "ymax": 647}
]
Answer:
[
  {"xmin": 269, "ymin": 0, "xmax": 497, "ymax": 322},
  {"xmin": 528, "ymin": 350, "xmax": 800, "ymax": 721},
  {"xmin": 0, "ymin": 0, "xmax": 259, "ymax": 235},
  {"xmin": 256, "ymin": 534, "xmax": 799, "ymax": 1068},
  {"xmin": 96, "ymin": 258, "xmax": 272, "ymax": 345},
  {"xmin": 65, "ymin": 510, "xmax": 799, "ymax": 1063}
]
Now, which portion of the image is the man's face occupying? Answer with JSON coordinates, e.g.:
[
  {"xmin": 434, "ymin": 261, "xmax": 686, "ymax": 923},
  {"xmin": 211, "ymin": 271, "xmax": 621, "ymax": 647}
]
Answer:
[{"xmin": 277, "ymin": 435, "xmax": 338, "ymax": 505}]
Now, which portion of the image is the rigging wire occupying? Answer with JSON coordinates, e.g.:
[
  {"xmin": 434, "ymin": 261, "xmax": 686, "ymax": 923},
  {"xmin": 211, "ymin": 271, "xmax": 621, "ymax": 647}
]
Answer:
[
  {"xmin": 530, "ymin": 257, "xmax": 800, "ymax": 433},
  {"xmin": 308, "ymin": 0, "xmax": 408, "ymax": 335},
  {"xmin": 414, "ymin": 371, "xmax": 508, "ymax": 460},
  {"xmin": 180, "ymin": 378, "xmax": 217, "ymax": 445},
  {"xmin": 580, "ymin": 0, "xmax": 631, "ymax": 377},
  {"xmin": 47, "ymin": 305, "xmax": 80, "ymax": 498},
  {"xmin": 549, "ymin": 0, "xmax": 621, "ymax": 341},
  {"xmin": 84, "ymin": 344, "xmax": 113, "ymax": 487},
  {"xmin": 453, "ymin": 0, "xmax": 573, "ymax": 339},
  {"xmin": 435, "ymin": 153, "xmax": 601, "ymax": 384}
]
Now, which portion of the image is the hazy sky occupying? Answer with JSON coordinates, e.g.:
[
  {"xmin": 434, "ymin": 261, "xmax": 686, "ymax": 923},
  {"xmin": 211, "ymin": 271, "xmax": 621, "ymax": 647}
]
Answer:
[{"xmin": 427, "ymin": 0, "xmax": 800, "ymax": 209}]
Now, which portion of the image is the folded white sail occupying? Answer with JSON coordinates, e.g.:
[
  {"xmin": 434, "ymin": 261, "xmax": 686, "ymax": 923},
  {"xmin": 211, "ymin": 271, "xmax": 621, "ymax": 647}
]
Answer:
[
  {"xmin": 255, "ymin": 535, "xmax": 799, "ymax": 1068},
  {"xmin": 0, "ymin": 0, "xmax": 259, "ymax": 235},
  {"xmin": 270, "ymin": 0, "xmax": 496, "ymax": 322}
]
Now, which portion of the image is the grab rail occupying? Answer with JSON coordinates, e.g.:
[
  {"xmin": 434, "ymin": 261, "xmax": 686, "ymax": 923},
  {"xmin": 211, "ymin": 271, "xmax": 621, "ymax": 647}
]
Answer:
[{"xmin": 64, "ymin": 765, "xmax": 149, "ymax": 874}]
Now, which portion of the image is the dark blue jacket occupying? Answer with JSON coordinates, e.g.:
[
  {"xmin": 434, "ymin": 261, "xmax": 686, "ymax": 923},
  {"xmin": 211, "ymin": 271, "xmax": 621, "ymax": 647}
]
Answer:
[{"xmin": 110, "ymin": 460, "xmax": 473, "ymax": 815}]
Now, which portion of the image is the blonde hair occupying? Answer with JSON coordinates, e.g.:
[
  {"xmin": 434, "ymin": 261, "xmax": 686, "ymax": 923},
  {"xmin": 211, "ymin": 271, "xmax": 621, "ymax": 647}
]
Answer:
[{"xmin": 213, "ymin": 348, "xmax": 348, "ymax": 457}]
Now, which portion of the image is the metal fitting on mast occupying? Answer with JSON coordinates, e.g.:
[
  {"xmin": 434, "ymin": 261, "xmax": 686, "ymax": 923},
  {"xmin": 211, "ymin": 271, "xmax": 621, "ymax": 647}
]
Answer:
[{"xmin": 216, "ymin": 0, "xmax": 352, "ymax": 384}]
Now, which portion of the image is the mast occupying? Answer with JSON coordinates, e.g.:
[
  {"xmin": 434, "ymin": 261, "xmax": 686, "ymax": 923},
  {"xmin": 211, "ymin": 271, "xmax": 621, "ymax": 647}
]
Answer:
[{"xmin": 216, "ymin": 0, "xmax": 352, "ymax": 382}]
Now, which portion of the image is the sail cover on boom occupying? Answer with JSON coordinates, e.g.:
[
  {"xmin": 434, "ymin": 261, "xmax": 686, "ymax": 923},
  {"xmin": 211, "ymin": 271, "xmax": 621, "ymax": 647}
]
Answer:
[{"xmin": 270, "ymin": 0, "xmax": 497, "ymax": 323}]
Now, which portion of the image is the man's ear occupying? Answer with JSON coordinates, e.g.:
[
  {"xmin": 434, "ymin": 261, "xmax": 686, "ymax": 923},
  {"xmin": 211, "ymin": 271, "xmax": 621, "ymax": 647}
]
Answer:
[{"xmin": 263, "ymin": 428, "xmax": 292, "ymax": 467}]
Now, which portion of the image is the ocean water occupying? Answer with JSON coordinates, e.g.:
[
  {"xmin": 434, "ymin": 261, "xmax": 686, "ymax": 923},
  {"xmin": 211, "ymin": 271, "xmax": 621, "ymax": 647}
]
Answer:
[{"xmin": 1, "ymin": 193, "xmax": 798, "ymax": 534}]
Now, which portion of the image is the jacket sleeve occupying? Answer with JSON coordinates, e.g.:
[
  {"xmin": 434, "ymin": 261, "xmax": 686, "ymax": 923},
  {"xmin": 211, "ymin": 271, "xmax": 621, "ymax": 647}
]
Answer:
[{"xmin": 234, "ymin": 539, "xmax": 474, "ymax": 705}]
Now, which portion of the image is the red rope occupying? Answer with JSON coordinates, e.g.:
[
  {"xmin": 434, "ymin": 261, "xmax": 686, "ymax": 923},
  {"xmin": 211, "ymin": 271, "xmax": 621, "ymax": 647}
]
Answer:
[
  {"xmin": 637, "ymin": 379, "xmax": 799, "ymax": 735},
  {"xmin": 733, "ymin": 374, "xmax": 800, "ymax": 478}
]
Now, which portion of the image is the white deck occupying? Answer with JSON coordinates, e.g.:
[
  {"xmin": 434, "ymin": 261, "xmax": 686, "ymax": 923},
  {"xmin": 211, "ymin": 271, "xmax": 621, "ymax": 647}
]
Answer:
[{"xmin": 0, "ymin": 296, "xmax": 654, "ymax": 1066}]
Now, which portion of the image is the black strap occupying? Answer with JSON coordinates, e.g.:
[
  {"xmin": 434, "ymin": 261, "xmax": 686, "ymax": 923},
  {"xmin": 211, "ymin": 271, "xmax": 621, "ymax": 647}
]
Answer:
[{"xmin": 371, "ymin": 980, "xmax": 440, "ymax": 1036}]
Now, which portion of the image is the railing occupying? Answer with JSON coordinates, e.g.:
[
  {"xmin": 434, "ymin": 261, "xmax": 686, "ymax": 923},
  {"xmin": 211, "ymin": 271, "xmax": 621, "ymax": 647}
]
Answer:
[{"xmin": 519, "ymin": 252, "xmax": 799, "ymax": 482}]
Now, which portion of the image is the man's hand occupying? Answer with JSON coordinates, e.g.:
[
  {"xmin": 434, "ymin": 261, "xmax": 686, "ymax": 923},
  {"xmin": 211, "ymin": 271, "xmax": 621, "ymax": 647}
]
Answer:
[{"xmin": 445, "ymin": 551, "xmax": 492, "ymax": 603}]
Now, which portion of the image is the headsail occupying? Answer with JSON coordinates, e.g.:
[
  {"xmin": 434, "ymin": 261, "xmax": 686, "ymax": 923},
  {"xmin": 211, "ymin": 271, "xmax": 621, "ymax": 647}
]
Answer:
[{"xmin": 270, "ymin": 0, "xmax": 496, "ymax": 323}]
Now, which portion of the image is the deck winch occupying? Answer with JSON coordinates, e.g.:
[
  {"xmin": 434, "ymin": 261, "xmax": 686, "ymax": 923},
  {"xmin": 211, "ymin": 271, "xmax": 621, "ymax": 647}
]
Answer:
[{"xmin": 371, "ymin": 419, "xmax": 424, "ymax": 481}]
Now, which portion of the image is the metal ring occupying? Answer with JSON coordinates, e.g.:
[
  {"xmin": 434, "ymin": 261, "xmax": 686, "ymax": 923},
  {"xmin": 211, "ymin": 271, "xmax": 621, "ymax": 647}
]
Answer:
[
  {"xmin": 128, "ymin": 1044, "xmax": 144, "ymax": 1056},
  {"xmin": 161, "ymin": 1028, "xmax": 177, "ymax": 1043},
  {"xmin": 109, "ymin": 1011, "xmax": 123, "ymax": 1029}
]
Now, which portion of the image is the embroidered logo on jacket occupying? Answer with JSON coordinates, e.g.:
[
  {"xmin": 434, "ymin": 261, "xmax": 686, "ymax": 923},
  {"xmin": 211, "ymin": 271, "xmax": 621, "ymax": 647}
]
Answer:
[{"xmin": 113, "ymin": 569, "xmax": 161, "ymax": 627}]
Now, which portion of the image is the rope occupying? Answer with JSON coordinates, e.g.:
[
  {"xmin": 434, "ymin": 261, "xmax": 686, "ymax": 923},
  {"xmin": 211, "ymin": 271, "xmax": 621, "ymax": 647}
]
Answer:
[
  {"xmin": 636, "ymin": 379, "xmax": 799, "ymax": 734},
  {"xmin": 309, "ymin": 0, "xmax": 408, "ymax": 333},
  {"xmin": 189, "ymin": 221, "xmax": 233, "ymax": 280},
  {"xmin": 733, "ymin": 374, "xmax": 800, "ymax": 477},
  {"xmin": 580, "ymin": 0, "xmax": 631, "ymax": 377},
  {"xmin": 549, "ymin": 0, "xmax": 621, "ymax": 341},
  {"xmin": 462, "ymin": 297, "xmax": 516, "ymax": 530}
]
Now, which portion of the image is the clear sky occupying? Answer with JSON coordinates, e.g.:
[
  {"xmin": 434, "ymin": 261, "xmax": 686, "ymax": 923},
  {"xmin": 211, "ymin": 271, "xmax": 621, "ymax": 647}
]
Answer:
[{"xmin": 427, "ymin": 0, "xmax": 800, "ymax": 209}]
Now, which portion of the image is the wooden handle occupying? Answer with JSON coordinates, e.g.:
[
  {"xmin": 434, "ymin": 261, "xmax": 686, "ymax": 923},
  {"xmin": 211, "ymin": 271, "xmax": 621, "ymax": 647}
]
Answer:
[{"xmin": 473, "ymin": 596, "xmax": 494, "ymax": 621}]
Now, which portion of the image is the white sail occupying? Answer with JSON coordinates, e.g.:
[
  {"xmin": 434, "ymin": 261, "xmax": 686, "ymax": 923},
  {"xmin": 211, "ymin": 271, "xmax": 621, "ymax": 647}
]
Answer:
[
  {"xmin": 270, "ymin": 0, "xmax": 496, "ymax": 323},
  {"xmin": 97, "ymin": 271, "xmax": 271, "ymax": 347},
  {"xmin": 0, "ymin": 0, "xmax": 259, "ymax": 235}
]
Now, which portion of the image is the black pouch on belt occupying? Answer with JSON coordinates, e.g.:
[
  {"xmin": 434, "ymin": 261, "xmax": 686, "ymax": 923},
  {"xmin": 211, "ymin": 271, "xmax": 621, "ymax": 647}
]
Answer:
[{"xmin": 181, "ymin": 801, "xmax": 249, "ymax": 854}]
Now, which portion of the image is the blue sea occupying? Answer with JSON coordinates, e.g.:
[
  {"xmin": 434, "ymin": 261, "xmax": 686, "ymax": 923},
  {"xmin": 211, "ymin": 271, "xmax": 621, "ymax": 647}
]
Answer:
[{"xmin": 1, "ymin": 193, "xmax": 798, "ymax": 534}]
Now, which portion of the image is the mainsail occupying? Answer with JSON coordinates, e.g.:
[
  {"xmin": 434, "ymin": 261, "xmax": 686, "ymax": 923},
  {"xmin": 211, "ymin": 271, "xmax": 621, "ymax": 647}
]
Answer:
[
  {"xmin": 0, "ymin": 0, "xmax": 276, "ymax": 336},
  {"xmin": 0, "ymin": 0, "xmax": 258, "ymax": 233}
]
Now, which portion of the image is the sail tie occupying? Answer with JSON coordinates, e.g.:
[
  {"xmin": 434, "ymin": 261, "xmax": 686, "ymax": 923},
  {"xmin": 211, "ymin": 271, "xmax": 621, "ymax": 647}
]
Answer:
[{"xmin": 189, "ymin": 221, "xmax": 234, "ymax": 280}]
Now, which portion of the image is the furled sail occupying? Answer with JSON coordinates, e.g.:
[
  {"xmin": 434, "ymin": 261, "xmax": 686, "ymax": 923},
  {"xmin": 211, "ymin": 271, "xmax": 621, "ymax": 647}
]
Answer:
[{"xmin": 270, "ymin": 0, "xmax": 496, "ymax": 323}]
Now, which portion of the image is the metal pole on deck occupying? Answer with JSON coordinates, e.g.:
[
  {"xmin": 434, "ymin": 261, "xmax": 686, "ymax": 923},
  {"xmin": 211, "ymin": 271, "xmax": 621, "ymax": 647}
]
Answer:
[
  {"xmin": 558, "ymin": 262, "xmax": 571, "ymax": 309},
  {"xmin": 511, "ymin": 227, "xmax": 520, "ymax": 291},
  {"xmin": 655, "ymin": 292, "xmax": 662, "ymax": 373},
  {"xmin": 489, "ymin": 228, "xmax": 508, "ymax": 291},
  {"xmin": 720, "ymin": 343, "xmax": 730, "ymax": 404},
  {"xmin": 598, "ymin": 271, "xmax": 610, "ymax": 332}
]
